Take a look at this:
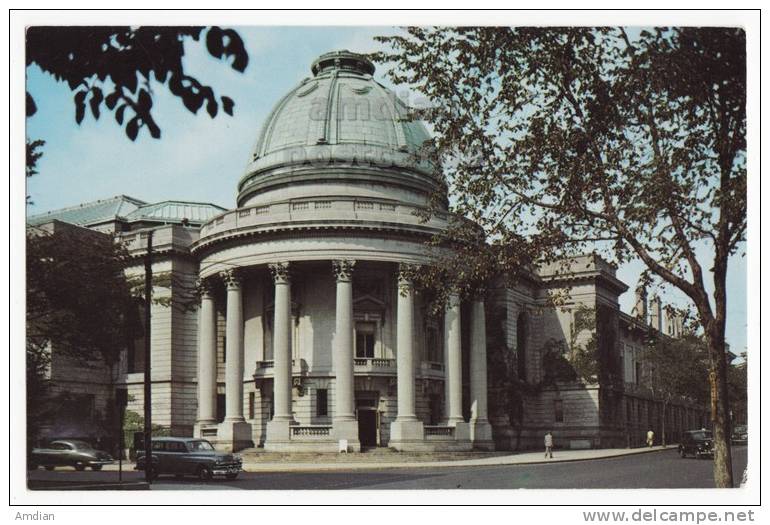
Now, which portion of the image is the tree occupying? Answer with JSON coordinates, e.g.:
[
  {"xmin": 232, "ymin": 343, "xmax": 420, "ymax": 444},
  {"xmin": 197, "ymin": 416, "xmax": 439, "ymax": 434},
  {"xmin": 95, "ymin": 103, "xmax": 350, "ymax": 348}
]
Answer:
[
  {"xmin": 376, "ymin": 27, "xmax": 745, "ymax": 487},
  {"xmin": 26, "ymin": 223, "xmax": 138, "ymax": 447},
  {"xmin": 727, "ymin": 355, "xmax": 747, "ymax": 427},
  {"xmin": 25, "ymin": 26, "xmax": 249, "ymax": 175},
  {"xmin": 643, "ymin": 333, "xmax": 711, "ymax": 446}
]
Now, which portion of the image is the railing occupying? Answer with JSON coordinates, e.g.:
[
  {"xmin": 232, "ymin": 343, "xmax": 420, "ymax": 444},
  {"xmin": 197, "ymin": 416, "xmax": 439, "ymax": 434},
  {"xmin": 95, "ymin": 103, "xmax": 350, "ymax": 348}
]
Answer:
[
  {"xmin": 197, "ymin": 197, "xmax": 450, "ymax": 243},
  {"xmin": 291, "ymin": 425, "xmax": 332, "ymax": 437},
  {"xmin": 424, "ymin": 425, "xmax": 454, "ymax": 437},
  {"xmin": 257, "ymin": 360, "xmax": 274, "ymax": 369},
  {"xmin": 353, "ymin": 357, "xmax": 396, "ymax": 374}
]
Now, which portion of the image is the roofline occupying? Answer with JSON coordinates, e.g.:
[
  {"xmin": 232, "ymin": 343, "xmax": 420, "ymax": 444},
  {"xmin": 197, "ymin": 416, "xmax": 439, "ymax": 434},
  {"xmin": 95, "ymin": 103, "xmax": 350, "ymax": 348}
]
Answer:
[
  {"xmin": 133, "ymin": 200, "xmax": 228, "ymax": 211},
  {"xmin": 26, "ymin": 194, "xmax": 147, "ymax": 220}
]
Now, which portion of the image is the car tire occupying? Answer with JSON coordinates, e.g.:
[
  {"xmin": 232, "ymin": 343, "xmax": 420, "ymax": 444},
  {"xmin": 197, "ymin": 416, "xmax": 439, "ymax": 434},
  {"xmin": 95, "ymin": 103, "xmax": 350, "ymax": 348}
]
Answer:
[
  {"xmin": 91, "ymin": 465, "xmax": 103, "ymax": 471},
  {"xmin": 74, "ymin": 463, "xmax": 86, "ymax": 471},
  {"xmin": 679, "ymin": 449, "xmax": 687, "ymax": 458},
  {"xmin": 225, "ymin": 473, "xmax": 238, "ymax": 480},
  {"xmin": 197, "ymin": 465, "xmax": 213, "ymax": 481},
  {"xmin": 44, "ymin": 466, "xmax": 55, "ymax": 471}
]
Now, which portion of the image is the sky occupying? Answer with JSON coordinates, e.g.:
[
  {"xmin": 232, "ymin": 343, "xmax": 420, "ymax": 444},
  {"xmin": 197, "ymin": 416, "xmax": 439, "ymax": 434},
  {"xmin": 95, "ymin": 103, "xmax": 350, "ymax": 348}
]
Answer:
[{"xmin": 24, "ymin": 26, "xmax": 747, "ymax": 356}]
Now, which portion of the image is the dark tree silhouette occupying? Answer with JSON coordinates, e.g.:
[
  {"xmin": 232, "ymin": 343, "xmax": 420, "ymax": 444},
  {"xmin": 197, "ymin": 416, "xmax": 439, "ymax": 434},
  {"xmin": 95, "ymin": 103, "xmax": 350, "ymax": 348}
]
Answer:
[{"xmin": 26, "ymin": 26, "xmax": 248, "ymax": 141}]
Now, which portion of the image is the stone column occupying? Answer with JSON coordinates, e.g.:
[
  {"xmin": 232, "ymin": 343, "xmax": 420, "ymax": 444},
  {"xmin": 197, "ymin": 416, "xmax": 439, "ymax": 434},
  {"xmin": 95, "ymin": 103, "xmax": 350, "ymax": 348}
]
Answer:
[
  {"xmin": 444, "ymin": 291, "xmax": 464, "ymax": 426},
  {"xmin": 223, "ymin": 270, "xmax": 245, "ymax": 422},
  {"xmin": 331, "ymin": 260, "xmax": 359, "ymax": 450},
  {"xmin": 390, "ymin": 264, "xmax": 424, "ymax": 450},
  {"xmin": 469, "ymin": 295, "xmax": 494, "ymax": 449},
  {"xmin": 194, "ymin": 279, "xmax": 217, "ymax": 436},
  {"xmin": 217, "ymin": 269, "xmax": 251, "ymax": 450},
  {"xmin": 265, "ymin": 262, "xmax": 293, "ymax": 449}
]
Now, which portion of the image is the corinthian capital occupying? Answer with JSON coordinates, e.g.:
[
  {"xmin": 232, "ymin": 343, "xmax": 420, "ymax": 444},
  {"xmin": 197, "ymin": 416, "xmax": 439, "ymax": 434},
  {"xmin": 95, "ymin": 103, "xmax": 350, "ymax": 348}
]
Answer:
[
  {"xmin": 220, "ymin": 268, "xmax": 242, "ymax": 290},
  {"xmin": 195, "ymin": 277, "xmax": 215, "ymax": 299},
  {"xmin": 332, "ymin": 259, "xmax": 356, "ymax": 282},
  {"xmin": 397, "ymin": 263, "xmax": 420, "ymax": 294},
  {"xmin": 269, "ymin": 262, "xmax": 291, "ymax": 284}
]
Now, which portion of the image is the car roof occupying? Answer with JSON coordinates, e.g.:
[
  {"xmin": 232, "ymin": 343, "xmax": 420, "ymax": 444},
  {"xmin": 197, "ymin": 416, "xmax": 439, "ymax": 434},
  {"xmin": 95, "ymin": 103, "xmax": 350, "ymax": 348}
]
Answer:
[{"xmin": 150, "ymin": 437, "xmax": 202, "ymax": 442}]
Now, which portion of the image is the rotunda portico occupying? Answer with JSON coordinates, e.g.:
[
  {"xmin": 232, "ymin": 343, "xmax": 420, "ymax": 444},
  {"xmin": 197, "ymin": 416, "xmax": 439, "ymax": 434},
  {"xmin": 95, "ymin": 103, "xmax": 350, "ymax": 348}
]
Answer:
[{"xmin": 191, "ymin": 51, "xmax": 493, "ymax": 452}]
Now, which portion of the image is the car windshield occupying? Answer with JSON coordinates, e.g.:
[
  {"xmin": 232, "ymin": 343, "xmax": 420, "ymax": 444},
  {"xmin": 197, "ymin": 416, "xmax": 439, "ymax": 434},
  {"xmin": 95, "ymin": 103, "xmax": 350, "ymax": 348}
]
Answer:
[
  {"xmin": 187, "ymin": 440, "xmax": 215, "ymax": 451},
  {"xmin": 691, "ymin": 431, "xmax": 713, "ymax": 440}
]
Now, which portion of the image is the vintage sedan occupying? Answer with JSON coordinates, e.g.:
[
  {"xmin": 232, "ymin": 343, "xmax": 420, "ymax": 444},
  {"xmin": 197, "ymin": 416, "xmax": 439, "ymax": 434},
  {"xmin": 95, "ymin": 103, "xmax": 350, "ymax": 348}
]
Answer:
[
  {"xmin": 30, "ymin": 440, "xmax": 114, "ymax": 471},
  {"xmin": 678, "ymin": 429, "xmax": 714, "ymax": 459},
  {"xmin": 135, "ymin": 437, "xmax": 242, "ymax": 480},
  {"xmin": 732, "ymin": 425, "xmax": 748, "ymax": 444}
]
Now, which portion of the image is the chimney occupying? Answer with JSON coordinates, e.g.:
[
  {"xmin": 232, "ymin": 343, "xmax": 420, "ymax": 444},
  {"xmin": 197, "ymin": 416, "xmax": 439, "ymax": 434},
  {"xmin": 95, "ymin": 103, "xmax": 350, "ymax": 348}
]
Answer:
[
  {"xmin": 633, "ymin": 286, "xmax": 648, "ymax": 324},
  {"xmin": 664, "ymin": 309, "xmax": 682, "ymax": 338},
  {"xmin": 649, "ymin": 296, "xmax": 662, "ymax": 332}
]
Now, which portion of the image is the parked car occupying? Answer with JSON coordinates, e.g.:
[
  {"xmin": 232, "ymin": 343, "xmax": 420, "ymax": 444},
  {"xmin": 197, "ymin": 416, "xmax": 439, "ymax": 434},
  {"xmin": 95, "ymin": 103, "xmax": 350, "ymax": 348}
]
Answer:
[
  {"xmin": 678, "ymin": 429, "xmax": 714, "ymax": 459},
  {"xmin": 135, "ymin": 437, "xmax": 242, "ymax": 481},
  {"xmin": 731, "ymin": 425, "xmax": 748, "ymax": 444},
  {"xmin": 30, "ymin": 439, "xmax": 114, "ymax": 471}
]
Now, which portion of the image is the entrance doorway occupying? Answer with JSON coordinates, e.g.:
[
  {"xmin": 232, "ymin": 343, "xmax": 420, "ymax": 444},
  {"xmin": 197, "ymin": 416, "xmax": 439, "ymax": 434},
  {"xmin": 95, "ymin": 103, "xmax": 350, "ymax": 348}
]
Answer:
[{"xmin": 358, "ymin": 409, "xmax": 378, "ymax": 448}]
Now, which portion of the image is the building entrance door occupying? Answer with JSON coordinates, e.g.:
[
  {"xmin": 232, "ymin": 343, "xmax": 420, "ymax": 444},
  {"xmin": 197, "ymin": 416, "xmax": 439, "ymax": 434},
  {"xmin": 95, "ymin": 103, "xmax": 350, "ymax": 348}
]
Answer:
[{"xmin": 357, "ymin": 409, "xmax": 378, "ymax": 448}]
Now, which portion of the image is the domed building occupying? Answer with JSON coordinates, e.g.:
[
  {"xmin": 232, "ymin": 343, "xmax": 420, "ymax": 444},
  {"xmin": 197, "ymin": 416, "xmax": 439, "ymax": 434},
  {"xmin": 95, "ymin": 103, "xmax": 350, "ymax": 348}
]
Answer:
[
  {"xmin": 189, "ymin": 50, "xmax": 490, "ymax": 452},
  {"xmin": 29, "ymin": 51, "xmax": 710, "ymax": 456}
]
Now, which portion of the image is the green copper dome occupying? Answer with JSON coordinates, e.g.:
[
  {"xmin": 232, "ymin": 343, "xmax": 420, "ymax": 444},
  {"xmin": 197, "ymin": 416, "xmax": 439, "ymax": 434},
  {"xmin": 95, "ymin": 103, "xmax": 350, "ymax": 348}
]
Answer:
[{"xmin": 237, "ymin": 50, "xmax": 437, "ymax": 206}]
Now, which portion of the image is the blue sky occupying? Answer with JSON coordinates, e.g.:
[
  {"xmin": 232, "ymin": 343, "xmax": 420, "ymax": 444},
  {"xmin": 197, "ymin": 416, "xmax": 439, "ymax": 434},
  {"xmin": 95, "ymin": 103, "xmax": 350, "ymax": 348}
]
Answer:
[{"xmin": 25, "ymin": 26, "xmax": 747, "ymax": 355}]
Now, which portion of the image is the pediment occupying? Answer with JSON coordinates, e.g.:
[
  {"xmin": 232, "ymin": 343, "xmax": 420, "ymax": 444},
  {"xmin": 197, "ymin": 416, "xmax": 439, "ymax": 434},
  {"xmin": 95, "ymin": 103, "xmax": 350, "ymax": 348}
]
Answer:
[{"xmin": 353, "ymin": 293, "xmax": 386, "ymax": 312}]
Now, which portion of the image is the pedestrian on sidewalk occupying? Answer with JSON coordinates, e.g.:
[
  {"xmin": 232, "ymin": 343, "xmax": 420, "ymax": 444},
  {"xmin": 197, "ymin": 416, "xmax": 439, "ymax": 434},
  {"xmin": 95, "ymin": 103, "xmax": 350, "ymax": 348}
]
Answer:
[
  {"xmin": 646, "ymin": 429, "xmax": 655, "ymax": 448},
  {"xmin": 544, "ymin": 431, "xmax": 554, "ymax": 458}
]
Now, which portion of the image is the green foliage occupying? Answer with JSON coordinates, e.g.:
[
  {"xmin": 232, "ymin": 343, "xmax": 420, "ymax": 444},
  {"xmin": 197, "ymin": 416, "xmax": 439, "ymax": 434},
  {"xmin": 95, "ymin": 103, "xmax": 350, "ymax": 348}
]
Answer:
[
  {"xmin": 27, "ymin": 225, "xmax": 136, "ymax": 367},
  {"xmin": 122, "ymin": 410, "xmax": 171, "ymax": 448},
  {"xmin": 26, "ymin": 224, "xmax": 137, "ymax": 445},
  {"xmin": 376, "ymin": 25, "xmax": 743, "ymax": 487},
  {"xmin": 642, "ymin": 333, "xmax": 711, "ymax": 405},
  {"xmin": 728, "ymin": 358, "xmax": 747, "ymax": 425}
]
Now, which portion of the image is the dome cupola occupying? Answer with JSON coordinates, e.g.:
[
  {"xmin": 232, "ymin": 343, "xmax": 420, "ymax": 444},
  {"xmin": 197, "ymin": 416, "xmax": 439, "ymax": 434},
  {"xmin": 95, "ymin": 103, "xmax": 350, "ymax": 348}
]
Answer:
[{"xmin": 237, "ymin": 50, "xmax": 441, "ymax": 208}]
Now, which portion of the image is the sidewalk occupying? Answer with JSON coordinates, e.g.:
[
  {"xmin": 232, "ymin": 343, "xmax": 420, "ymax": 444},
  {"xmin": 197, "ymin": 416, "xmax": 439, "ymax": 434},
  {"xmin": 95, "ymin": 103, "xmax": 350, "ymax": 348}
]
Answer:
[{"xmin": 104, "ymin": 446, "xmax": 672, "ymax": 473}]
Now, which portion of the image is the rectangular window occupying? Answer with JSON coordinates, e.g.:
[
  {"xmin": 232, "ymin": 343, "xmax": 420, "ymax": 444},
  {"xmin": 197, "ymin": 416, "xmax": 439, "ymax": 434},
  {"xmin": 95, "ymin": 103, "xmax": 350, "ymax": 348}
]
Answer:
[
  {"xmin": 248, "ymin": 392, "xmax": 255, "ymax": 419},
  {"xmin": 222, "ymin": 336, "xmax": 227, "ymax": 363},
  {"xmin": 426, "ymin": 326, "xmax": 441, "ymax": 362},
  {"xmin": 355, "ymin": 322, "xmax": 376, "ymax": 358},
  {"xmin": 554, "ymin": 399, "xmax": 564, "ymax": 423},
  {"xmin": 316, "ymin": 389, "xmax": 328, "ymax": 417},
  {"xmin": 635, "ymin": 361, "xmax": 643, "ymax": 384},
  {"xmin": 216, "ymin": 393, "xmax": 226, "ymax": 423}
]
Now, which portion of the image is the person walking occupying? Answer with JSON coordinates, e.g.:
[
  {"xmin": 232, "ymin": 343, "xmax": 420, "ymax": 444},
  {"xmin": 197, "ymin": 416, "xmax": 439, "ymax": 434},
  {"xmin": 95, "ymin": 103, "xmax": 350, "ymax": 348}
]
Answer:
[
  {"xmin": 646, "ymin": 428, "xmax": 655, "ymax": 448},
  {"xmin": 544, "ymin": 431, "xmax": 554, "ymax": 458}
]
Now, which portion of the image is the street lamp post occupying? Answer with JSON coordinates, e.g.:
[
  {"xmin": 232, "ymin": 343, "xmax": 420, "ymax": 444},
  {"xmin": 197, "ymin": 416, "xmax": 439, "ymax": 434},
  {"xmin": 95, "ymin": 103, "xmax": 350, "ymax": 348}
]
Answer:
[{"xmin": 143, "ymin": 230, "xmax": 153, "ymax": 484}]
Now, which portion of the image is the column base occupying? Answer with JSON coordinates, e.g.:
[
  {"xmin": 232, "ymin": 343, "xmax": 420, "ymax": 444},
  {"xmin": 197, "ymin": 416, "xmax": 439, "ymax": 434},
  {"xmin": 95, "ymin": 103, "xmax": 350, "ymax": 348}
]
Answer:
[
  {"xmin": 215, "ymin": 420, "xmax": 253, "ymax": 452},
  {"xmin": 389, "ymin": 420, "xmax": 425, "ymax": 451},
  {"xmin": 332, "ymin": 420, "xmax": 361, "ymax": 452},
  {"xmin": 469, "ymin": 419, "xmax": 495, "ymax": 450}
]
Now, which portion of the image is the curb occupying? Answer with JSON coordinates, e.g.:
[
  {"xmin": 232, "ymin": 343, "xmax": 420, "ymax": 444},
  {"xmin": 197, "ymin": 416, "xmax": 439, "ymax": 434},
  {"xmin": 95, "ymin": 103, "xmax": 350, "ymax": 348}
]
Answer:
[
  {"xmin": 100, "ymin": 446, "xmax": 675, "ymax": 474},
  {"xmin": 238, "ymin": 446, "xmax": 675, "ymax": 473}
]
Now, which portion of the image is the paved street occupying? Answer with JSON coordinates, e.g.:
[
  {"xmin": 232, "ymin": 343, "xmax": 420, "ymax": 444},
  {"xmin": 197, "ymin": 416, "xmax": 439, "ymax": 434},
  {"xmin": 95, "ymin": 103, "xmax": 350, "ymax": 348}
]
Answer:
[{"xmin": 27, "ymin": 445, "xmax": 747, "ymax": 490}]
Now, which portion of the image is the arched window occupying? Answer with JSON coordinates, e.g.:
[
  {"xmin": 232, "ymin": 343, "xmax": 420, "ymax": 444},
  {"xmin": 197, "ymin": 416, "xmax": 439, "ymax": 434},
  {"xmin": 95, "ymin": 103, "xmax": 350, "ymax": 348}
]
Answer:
[{"xmin": 517, "ymin": 312, "xmax": 527, "ymax": 381}]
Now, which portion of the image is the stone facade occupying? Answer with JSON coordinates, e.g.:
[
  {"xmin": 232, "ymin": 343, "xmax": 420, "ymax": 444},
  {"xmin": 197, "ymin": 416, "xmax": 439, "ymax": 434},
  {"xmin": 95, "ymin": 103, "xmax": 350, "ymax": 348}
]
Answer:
[{"xmin": 28, "ymin": 51, "xmax": 708, "ymax": 453}]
